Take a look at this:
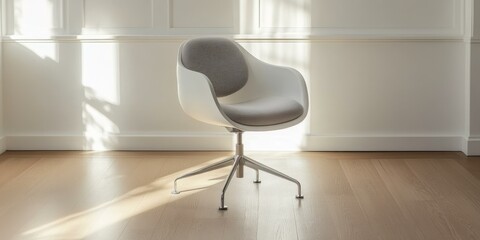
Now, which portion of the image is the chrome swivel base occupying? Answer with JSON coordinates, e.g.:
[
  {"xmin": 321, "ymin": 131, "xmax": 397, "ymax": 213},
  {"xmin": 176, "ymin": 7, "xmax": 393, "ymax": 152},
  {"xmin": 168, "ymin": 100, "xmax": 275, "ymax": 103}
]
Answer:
[{"xmin": 171, "ymin": 130, "xmax": 304, "ymax": 210}]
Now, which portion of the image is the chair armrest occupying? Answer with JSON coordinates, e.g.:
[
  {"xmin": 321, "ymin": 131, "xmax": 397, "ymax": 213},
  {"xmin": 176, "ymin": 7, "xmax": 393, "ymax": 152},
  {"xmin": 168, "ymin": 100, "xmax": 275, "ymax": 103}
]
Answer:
[{"xmin": 177, "ymin": 60, "xmax": 234, "ymax": 127}]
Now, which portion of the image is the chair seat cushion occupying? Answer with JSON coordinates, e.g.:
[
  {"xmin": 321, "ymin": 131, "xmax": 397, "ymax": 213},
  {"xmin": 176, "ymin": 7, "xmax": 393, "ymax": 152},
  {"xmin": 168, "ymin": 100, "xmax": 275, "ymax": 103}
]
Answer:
[{"xmin": 220, "ymin": 97, "xmax": 304, "ymax": 126}]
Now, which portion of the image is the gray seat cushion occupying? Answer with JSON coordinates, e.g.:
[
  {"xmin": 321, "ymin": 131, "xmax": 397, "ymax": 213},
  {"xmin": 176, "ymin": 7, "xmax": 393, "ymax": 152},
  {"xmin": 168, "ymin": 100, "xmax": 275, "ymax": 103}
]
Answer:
[
  {"xmin": 220, "ymin": 97, "xmax": 304, "ymax": 126},
  {"xmin": 181, "ymin": 37, "xmax": 248, "ymax": 97}
]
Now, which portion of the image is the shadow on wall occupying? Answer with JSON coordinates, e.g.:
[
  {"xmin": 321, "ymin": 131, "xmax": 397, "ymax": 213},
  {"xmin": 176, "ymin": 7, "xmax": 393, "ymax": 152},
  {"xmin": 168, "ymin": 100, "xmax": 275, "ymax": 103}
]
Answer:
[
  {"xmin": 8, "ymin": 38, "xmax": 192, "ymax": 150},
  {"xmin": 11, "ymin": 0, "xmax": 124, "ymax": 149},
  {"xmin": 8, "ymin": 40, "xmax": 123, "ymax": 150}
]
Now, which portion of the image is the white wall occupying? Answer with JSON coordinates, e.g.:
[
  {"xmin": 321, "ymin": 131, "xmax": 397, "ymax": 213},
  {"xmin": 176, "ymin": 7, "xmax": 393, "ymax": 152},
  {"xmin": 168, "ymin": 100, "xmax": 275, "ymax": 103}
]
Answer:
[
  {"xmin": 0, "ymin": 42, "xmax": 4, "ymax": 154},
  {"xmin": 1, "ymin": 0, "xmax": 474, "ymax": 153},
  {"xmin": 462, "ymin": 0, "xmax": 480, "ymax": 155},
  {"xmin": 468, "ymin": 44, "xmax": 480, "ymax": 154},
  {"xmin": 0, "ymin": 5, "xmax": 5, "ymax": 154}
]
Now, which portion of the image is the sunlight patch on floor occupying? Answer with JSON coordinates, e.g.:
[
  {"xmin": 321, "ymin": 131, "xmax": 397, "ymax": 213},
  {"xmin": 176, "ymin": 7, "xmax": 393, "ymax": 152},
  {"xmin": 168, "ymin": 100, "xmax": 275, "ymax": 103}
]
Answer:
[{"xmin": 22, "ymin": 158, "xmax": 230, "ymax": 239}]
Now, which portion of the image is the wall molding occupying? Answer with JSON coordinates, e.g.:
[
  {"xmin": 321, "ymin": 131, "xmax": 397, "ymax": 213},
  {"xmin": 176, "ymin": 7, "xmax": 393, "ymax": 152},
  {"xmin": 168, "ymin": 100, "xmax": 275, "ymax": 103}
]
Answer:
[
  {"xmin": 5, "ymin": 135, "xmax": 466, "ymax": 153},
  {"xmin": 1, "ymin": 35, "xmax": 465, "ymax": 43},
  {"xmin": 1, "ymin": 0, "xmax": 465, "ymax": 38}
]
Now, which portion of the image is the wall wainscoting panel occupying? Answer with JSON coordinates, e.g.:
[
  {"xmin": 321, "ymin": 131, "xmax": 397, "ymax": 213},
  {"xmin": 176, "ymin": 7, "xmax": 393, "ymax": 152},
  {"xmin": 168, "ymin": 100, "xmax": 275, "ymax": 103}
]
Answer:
[
  {"xmin": 81, "ymin": 0, "xmax": 161, "ymax": 35},
  {"xmin": 1, "ymin": 0, "xmax": 465, "ymax": 37},
  {"xmin": 255, "ymin": 0, "xmax": 463, "ymax": 37},
  {"xmin": 165, "ymin": 0, "xmax": 237, "ymax": 35},
  {"xmin": 169, "ymin": 0, "xmax": 234, "ymax": 28},
  {"xmin": 259, "ymin": 0, "xmax": 460, "ymax": 28},
  {"xmin": 83, "ymin": 0, "xmax": 154, "ymax": 29}
]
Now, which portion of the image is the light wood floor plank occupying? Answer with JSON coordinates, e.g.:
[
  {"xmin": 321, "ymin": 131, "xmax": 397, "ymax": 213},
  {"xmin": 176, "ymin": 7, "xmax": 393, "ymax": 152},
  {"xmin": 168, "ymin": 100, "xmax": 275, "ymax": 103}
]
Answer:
[
  {"xmin": 319, "ymin": 159, "xmax": 375, "ymax": 240},
  {"xmin": 254, "ymin": 157, "xmax": 299, "ymax": 240},
  {"xmin": 117, "ymin": 157, "xmax": 190, "ymax": 240},
  {"xmin": 341, "ymin": 159, "xmax": 423, "ymax": 240},
  {"xmin": 0, "ymin": 157, "xmax": 39, "ymax": 188},
  {"xmin": 457, "ymin": 156, "xmax": 480, "ymax": 180},
  {"xmin": 0, "ymin": 157, "xmax": 77, "ymax": 239},
  {"xmin": 149, "ymin": 154, "xmax": 231, "ymax": 240},
  {"xmin": 405, "ymin": 158, "xmax": 480, "ymax": 239},
  {"xmin": 373, "ymin": 159, "xmax": 459, "ymax": 240},
  {"xmin": 296, "ymin": 158, "xmax": 374, "ymax": 240}
]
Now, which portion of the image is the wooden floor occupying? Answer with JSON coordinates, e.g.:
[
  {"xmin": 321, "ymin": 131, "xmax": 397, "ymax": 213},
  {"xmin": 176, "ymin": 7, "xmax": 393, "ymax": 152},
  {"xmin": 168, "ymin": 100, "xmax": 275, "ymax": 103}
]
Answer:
[{"xmin": 1, "ymin": 151, "xmax": 480, "ymax": 240}]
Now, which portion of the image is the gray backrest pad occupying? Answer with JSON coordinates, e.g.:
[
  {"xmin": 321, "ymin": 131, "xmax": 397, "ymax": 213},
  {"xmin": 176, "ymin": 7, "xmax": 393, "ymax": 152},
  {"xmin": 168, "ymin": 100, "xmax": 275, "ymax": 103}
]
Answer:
[{"xmin": 181, "ymin": 37, "xmax": 248, "ymax": 97}]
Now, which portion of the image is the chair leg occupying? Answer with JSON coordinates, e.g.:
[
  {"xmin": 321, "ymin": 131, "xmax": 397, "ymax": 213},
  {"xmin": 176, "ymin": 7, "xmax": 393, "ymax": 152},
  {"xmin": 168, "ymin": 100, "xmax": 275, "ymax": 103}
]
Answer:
[
  {"xmin": 171, "ymin": 130, "xmax": 303, "ymax": 210},
  {"xmin": 172, "ymin": 157, "xmax": 235, "ymax": 194},
  {"xmin": 253, "ymin": 169, "xmax": 261, "ymax": 183},
  {"xmin": 243, "ymin": 156, "xmax": 304, "ymax": 198},
  {"xmin": 219, "ymin": 156, "xmax": 242, "ymax": 210}
]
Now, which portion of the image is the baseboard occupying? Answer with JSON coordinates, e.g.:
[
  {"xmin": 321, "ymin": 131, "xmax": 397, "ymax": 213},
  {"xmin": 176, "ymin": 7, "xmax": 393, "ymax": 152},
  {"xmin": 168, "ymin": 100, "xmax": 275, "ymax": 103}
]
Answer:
[
  {"xmin": 5, "ymin": 134, "xmax": 464, "ymax": 152},
  {"xmin": 304, "ymin": 135, "xmax": 463, "ymax": 152},
  {"xmin": 463, "ymin": 137, "xmax": 480, "ymax": 156},
  {"xmin": 6, "ymin": 135, "xmax": 234, "ymax": 151},
  {"xmin": 0, "ymin": 136, "xmax": 6, "ymax": 154}
]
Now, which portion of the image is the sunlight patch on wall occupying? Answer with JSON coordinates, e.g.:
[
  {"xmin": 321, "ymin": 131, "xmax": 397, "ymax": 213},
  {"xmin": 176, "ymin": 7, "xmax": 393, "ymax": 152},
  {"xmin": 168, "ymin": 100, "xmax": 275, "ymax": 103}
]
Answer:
[
  {"xmin": 13, "ymin": 0, "xmax": 63, "ymax": 35},
  {"xmin": 82, "ymin": 43, "xmax": 120, "ymax": 105},
  {"xmin": 238, "ymin": 0, "xmax": 311, "ymax": 35},
  {"xmin": 237, "ymin": 0, "xmax": 313, "ymax": 151},
  {"xmin": 82, "ymin": 104, "xmax": 119, "ymax": 150},
  {"xmin": 239, "ymin": 0, "xmax": 312, "ymax": 151},
  {"xmin": 259, "ymin": 0, "xmax": 311, "ymax": 28},
  {"xmin": 244, "ymin": 125, "xmax": 307, "ymax": 151},
  {"xmin": 82, "ymin": 43, "xmax": 121, "ymax": 150},
  {"xmin": 242, "ymin": 42, "xmax": 311, "ymax": 151}
]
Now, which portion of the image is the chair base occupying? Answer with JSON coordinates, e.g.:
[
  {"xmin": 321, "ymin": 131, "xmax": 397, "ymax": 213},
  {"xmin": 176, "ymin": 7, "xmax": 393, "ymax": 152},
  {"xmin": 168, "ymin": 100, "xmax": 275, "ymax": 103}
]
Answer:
[{"xmin": 172, "ymin": 130, "xmax": 304, "ymax": 210}]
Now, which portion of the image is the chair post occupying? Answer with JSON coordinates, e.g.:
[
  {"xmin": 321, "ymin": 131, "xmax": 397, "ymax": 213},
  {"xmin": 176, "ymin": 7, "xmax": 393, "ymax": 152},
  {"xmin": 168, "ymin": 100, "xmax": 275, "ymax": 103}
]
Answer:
[{"xmin": 236, "ymin": 131, "xmax": 244, "ymax": 178}]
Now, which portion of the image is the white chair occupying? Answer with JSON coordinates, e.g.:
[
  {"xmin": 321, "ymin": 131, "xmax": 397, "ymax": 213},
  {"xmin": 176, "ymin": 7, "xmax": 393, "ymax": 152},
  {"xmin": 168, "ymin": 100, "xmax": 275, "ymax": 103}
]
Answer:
[{"xmin": 173, "ymin": 37, "xmax": 308, "ymax": 210}]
